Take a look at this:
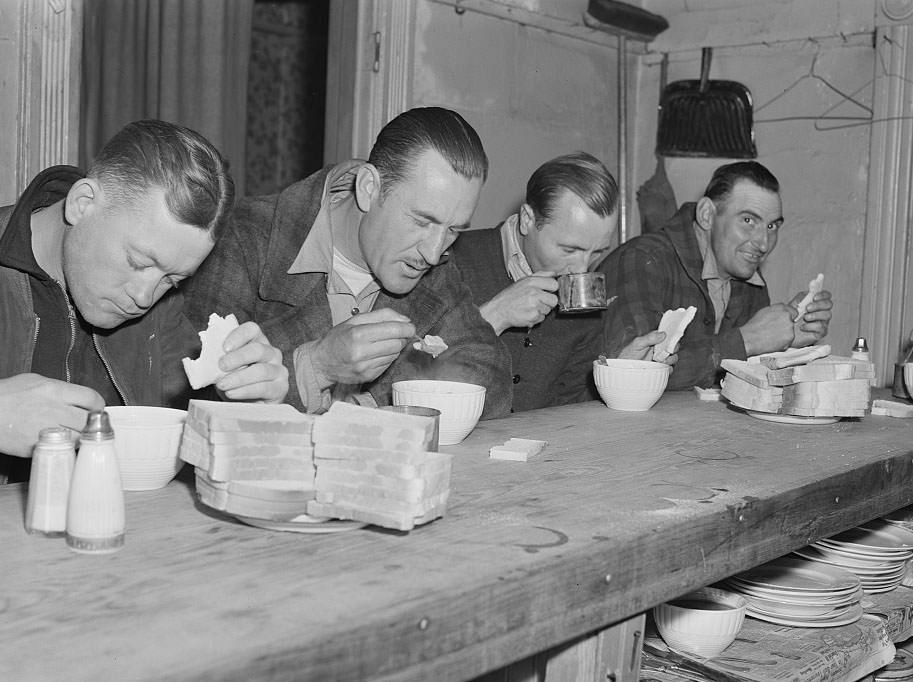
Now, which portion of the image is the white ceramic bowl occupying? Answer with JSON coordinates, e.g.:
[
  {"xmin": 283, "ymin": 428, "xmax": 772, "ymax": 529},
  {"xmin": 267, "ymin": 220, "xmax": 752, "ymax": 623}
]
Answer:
[
  {"xmin": 653, "ymin": 587, "xmax": 747, "ymax": 659},
  {"xmin": 593, "ymin": 358, "xmax": 671, "ymax": 411},
  {"xmin": 105, "ymin": 406, "xmax": 187, "ymax": 491},
  {"xmin": 392, "ymin": 380, "xmax": 485, "ymax": 446}
]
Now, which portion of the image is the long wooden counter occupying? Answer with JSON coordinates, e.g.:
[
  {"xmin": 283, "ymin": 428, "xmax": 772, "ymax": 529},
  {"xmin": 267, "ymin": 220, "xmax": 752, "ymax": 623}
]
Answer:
[{"xmin": 2, "ymin": 393, "xmax": 912, "ymax": 682}]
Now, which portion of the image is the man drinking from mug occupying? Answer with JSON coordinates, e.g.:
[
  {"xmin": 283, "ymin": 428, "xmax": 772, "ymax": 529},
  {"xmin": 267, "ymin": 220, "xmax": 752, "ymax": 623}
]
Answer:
[{"xmin": 450, "ymin": 152, "xmax": 669, "ymax": 412}]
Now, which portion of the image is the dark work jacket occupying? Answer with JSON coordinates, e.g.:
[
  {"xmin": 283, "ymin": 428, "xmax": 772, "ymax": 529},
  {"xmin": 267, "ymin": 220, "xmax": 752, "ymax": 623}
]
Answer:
[{"xmin": 450, "ymin": 226, "xmax": 602, "ymax": 412}]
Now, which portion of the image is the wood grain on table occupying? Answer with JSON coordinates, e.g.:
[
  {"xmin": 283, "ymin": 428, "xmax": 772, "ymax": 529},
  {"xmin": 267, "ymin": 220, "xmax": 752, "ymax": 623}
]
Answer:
[{"xmin": 2, "ymin": 393, "xmax": 912, "ymax": 682}]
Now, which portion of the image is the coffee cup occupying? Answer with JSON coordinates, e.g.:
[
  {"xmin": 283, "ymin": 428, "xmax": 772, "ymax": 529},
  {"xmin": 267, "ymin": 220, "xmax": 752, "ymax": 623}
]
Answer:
[
  {"xmin": 557, "ymin": 272, "xmax": 607, "ymax": 313},
  {"xmin": 380, "ymin": 405, "xmax": 441, "ymax": 451}
]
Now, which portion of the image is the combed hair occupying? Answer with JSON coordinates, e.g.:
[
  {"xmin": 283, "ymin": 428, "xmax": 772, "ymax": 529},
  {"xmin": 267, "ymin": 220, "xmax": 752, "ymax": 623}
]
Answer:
[
  {"xmin": 88, "ymin": 119, "xmax": 234, "ymax": 240},
  {"xmin": 703, "ymin": 161, "xmax": 779, "ymax": 207},
  {"xmin": 526, "ymin": 151, "xmax": 618, "ymax": 226},
  {"xmin": 367, "ymin": 107, "xmax": 488, "ymax": 196}
]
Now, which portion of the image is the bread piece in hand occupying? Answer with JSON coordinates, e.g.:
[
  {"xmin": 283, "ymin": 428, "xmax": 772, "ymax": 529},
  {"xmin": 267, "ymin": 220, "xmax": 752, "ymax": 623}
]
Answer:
[
  {"xmin": 653, "ymin": 306, "xmax": 696, "ymax": 362},
  {"xmin": 413, "ymin": 334, "xmax": 448, "ymax": 358},
  {"xmin": 182, "ymin": 313, "xmax": 240, "ymax": 389},
  {"xmin": 793, "ymin": 273, "xmax": 824, "ymax": 322}
]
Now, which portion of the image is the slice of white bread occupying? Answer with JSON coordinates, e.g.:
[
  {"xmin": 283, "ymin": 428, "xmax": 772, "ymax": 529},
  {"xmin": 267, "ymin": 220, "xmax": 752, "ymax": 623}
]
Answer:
[
  {"xmin": 653, "ymin": 306, "xmax": 697, "ymax": 362},
  {"xmin": 182, "ymin": 313, "xmax": 240, "ymax": 389},
  {"xmin": 793, "ymin": 273, "xmax": 824, "ymax": 322}
]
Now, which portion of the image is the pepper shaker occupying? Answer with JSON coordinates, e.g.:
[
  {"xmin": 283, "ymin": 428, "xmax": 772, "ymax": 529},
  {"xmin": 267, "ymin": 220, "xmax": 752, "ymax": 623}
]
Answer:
[
  {"xmin": 66, "ymin": 410, "xmax": 125, "ymax": 554},
  {"xmin": 25, "ymin": 427, "xmax": 76, "ymax": 536}
]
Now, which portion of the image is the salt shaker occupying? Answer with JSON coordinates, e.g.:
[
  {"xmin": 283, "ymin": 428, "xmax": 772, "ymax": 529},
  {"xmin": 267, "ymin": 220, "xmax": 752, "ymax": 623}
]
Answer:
[
  {"xmin": 25, "ymin": 427, "xmax": 76, "ymax": 536},
  {"xmin": 851, "ymin": 337, "xmax": 871, "ymax": 362},
  {"xmin": 66, "ymin": 410, "xmax": 125, "ymax": 554}
]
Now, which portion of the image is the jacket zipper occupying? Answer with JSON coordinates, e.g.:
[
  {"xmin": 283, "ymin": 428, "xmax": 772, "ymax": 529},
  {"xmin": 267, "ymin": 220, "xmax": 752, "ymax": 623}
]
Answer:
[
  {"xmin": 93, "ymin": 334, "xmax": 128, "ymax": 406},
  {"xmin": 56, "ymin": 282, "xmax": 76, "ymax": 383}
]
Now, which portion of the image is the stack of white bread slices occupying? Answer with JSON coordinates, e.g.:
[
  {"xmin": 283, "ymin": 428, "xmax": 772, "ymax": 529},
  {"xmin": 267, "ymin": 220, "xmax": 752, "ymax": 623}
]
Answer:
[
  {"xmin": 721, "ymin": 346, "xmax": 873, "ymax": 418},
  {"xmin": 179, "ymin": 400, "xmax": 450, "ymax": 531}
]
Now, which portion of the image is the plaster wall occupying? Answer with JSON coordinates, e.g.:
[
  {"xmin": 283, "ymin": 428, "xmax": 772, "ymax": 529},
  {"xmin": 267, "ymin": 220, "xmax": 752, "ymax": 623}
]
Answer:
[
  {"xmin": 0, "ymin": 2, "xmax": 22, "ymax": 206},
  {"xmin": 635, "ymin": 0, "xmax": 878, "ymax": 358},
  {"xmin": 410, "ymin": 0, "xmax": 620, "ymax": 231}
]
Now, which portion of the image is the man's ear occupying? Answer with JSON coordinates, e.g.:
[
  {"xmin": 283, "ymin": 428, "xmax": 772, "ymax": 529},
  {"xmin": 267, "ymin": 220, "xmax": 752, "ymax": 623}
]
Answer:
[
  {"xmin": 695, "ymin": 196, "xmax": 716, "ymax": 233},
  {"xmin": 354, "ymin": 165, "xmax": 382, "ymax": 213},
  {"xmin": 518, "ymin": 203, "xmax": 536, "ymax": 236},
  {"xmin": 63, "ymin": 178, "xmax": 100, "ymax": 226}
]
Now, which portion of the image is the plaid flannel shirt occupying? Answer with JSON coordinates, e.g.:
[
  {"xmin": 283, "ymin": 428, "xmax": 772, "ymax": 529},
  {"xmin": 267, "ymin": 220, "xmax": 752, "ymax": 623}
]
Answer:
[{"xmin": 598, "ymin": 203, "xmax": 770, "ymax": 390}]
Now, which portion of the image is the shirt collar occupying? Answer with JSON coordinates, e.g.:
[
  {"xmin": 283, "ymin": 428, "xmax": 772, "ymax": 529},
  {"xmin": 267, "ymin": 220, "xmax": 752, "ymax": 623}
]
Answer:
[
  {"xmin": 500, "ymin": 214, "xmax": 533, "ymax": 282},
  {"xmin": 288, "ymin": 160, "xmax": 363, "ymax": 276}
]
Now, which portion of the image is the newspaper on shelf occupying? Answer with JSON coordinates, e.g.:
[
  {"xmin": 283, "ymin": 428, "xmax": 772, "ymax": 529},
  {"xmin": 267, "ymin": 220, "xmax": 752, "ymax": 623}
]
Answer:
[{"xmin": 864, "ymin": 586, "xmax": 913, "ymax": 643}]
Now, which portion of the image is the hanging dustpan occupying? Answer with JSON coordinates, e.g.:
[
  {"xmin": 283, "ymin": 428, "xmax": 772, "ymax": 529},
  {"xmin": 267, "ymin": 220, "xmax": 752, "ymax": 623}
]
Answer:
[{"xmin": 657, "ymin": 47, "xmax": 757, "ymax": 158}]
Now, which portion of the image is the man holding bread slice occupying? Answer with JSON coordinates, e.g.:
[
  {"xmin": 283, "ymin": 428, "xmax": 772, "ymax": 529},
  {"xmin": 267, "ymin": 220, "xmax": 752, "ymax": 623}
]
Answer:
[
  {"xmin": 0, "ymin": 120, "xmax": 289, "ymax": 478},
  {"xmin": 599, "ymin": 160, "xmax": 833, "ymax": 390},
  {"xmin": 185, "ymin": 107, "xmax": 511, "ymax": 418}
]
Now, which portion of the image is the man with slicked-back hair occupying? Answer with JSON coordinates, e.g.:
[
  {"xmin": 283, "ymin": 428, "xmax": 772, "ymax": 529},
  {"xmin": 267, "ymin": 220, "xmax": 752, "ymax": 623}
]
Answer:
[{"xmin": 186, "ymin": 107, "xmax": 511, "ymax": 418}]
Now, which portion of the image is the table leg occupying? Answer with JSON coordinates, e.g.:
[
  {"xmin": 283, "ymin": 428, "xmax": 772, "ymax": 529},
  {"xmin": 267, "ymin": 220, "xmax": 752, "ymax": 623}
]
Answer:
[
  {"xmin": 472, "ymin": 613, "xmax": 646, "ymax": 682},
  {"xmin": 542, "ymin": 613, "xmax": 646, "ymax": 682}
]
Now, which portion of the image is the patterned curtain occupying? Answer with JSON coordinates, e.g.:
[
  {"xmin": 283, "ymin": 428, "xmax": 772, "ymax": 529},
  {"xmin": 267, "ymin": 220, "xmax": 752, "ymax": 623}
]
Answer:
[{"xmin": 80, "ymin": 0, "xmax": 253, "ymax": 195}]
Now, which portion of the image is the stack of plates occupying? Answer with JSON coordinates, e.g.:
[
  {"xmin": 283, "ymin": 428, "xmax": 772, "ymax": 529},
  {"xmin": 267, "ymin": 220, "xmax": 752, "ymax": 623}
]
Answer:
[
  {"xmin": 795, "ymin": 520, "xmax": 913, "ymax": 593},
  {"xmin": 883, "ymin": 507, "xmax": 913, "ymax": 532},
  {"xmin": 722, "ymin": 555, "xmax": 863, "ymax": 627}
]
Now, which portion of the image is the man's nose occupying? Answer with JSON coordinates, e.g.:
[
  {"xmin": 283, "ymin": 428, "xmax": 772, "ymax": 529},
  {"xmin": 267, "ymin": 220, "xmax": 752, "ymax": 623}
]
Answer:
[
  {"xmin": 417, "ymin": 226, "xmax": 451, "ymax": 266},
  {"xmin": 569, "ymin": 253, "xmax": 590, "ymax": 274},
  {"xmin": 751, "ymin": 226, "xmax": 770, "ymax": 252},
  {"xmin": 130, "ymin": 274, "xmax": 161, "ymax": 310}
]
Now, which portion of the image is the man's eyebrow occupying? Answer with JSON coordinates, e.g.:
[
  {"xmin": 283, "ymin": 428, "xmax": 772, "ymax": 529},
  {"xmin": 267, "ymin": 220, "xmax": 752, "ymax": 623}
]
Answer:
[
  {"xmin": 741, "ymin": 209, "xmax": 784, "ymax": 226},
  {"xmin": 145, "ymin": 250, "xmax": 194, "ymax": 277},
  {"xmin": 413, "ymin": 209, "xmax": 471, "ymax": 231}
]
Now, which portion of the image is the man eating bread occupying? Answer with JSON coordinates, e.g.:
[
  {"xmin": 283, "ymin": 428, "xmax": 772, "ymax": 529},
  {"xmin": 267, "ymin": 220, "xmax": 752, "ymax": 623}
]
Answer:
[
  {"xmin": 185, "ymin": 107, "xmax": 511, "ymax": 418},
  {"xmin": 598, "ymin": 160, "xmax": 833, "ymax": 390},
  {"xmin": 0, "ymin": 120, "xmax": 289, "ymax": 479}
]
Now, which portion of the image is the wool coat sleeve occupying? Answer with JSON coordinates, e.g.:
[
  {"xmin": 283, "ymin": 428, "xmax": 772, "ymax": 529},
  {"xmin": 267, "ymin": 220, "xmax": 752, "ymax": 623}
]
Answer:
[{"xmin": 183, "ymin": 195, "xmax": 314, "ymax": 409}]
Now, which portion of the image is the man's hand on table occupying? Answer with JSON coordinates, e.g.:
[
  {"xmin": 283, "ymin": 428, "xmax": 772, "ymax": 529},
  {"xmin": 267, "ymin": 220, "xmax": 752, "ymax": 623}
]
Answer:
[
  {"xmin": 479, "ymin": 270, "xmax": 558, "ymax": 335},
  {"xmin": 311, "ymin": 308, "xmax": 415, "ymax": 385},
  {"xmin": 0, "ymin": 374, "xmax": 103, "ymax": 457},
  {"xmin": 790, "ymin": 289, "xmax": 833, "ymax": 348},
  {"xmin": 214, "ymin": 321, "xmax": 290, "ymax": 403},
  {"xmin": 617, "ymin": 330, "xmax": 678, "ymax": 365}
]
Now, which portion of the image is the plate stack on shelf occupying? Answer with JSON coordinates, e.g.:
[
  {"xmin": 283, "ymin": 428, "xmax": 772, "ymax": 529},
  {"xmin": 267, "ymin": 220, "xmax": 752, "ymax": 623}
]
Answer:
[
  {"xmin": 793, "ymin": 519, "xmax": 913, "ymax": 593},
  {"xmin": 883, "ymin": 507, "xmax": 913, "ymax": 532},
  {"xmin": 721, "ymin": 555, "xmax": 863, "ymax": 627}
]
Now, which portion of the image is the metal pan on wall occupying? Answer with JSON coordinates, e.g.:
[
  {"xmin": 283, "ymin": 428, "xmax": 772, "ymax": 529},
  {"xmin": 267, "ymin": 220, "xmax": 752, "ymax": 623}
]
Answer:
[{"xmin": 657, "ymin": 47, "xmax": 757, "ymax": 159}]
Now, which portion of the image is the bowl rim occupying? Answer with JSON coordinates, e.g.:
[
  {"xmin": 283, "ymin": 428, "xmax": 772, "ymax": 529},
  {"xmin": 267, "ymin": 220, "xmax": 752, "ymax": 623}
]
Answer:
[
  {"xmin": 593, "ymin": 358, "xmax": 672, "ymax": 372},
  {"xmin": 659, "ymin": 586, "xmax": 748, "ymax": 613},
  {"xmin": 392, "ymin": 379, "xmax": 486, "ymax": 394}
]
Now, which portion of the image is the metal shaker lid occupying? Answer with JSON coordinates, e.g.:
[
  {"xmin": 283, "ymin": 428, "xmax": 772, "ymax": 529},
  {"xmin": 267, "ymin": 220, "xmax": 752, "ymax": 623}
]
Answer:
[
  {"xmin": 38, "ymin": 426, "xmax": 74, "ymax": 444},
  {"xmin": 81, "ymin": 410, "xmax": 114, "ymax": 441},
  {"xmin": 852, "ymin": 337, "xmax": 869, "ymax": 353}
]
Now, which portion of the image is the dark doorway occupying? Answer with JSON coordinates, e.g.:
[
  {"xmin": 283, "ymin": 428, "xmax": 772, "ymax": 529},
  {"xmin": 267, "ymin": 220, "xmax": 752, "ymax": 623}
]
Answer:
[{"xmin": 246, "ymin": 0, "xmax": 330, "ymax": 195}]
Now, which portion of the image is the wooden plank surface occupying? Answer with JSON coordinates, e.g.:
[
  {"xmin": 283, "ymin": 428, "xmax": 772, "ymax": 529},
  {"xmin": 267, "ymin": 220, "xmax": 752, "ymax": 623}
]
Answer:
[{"xmin": 2, "ymin": 393, "xmax": 912, "ymax": 682}]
